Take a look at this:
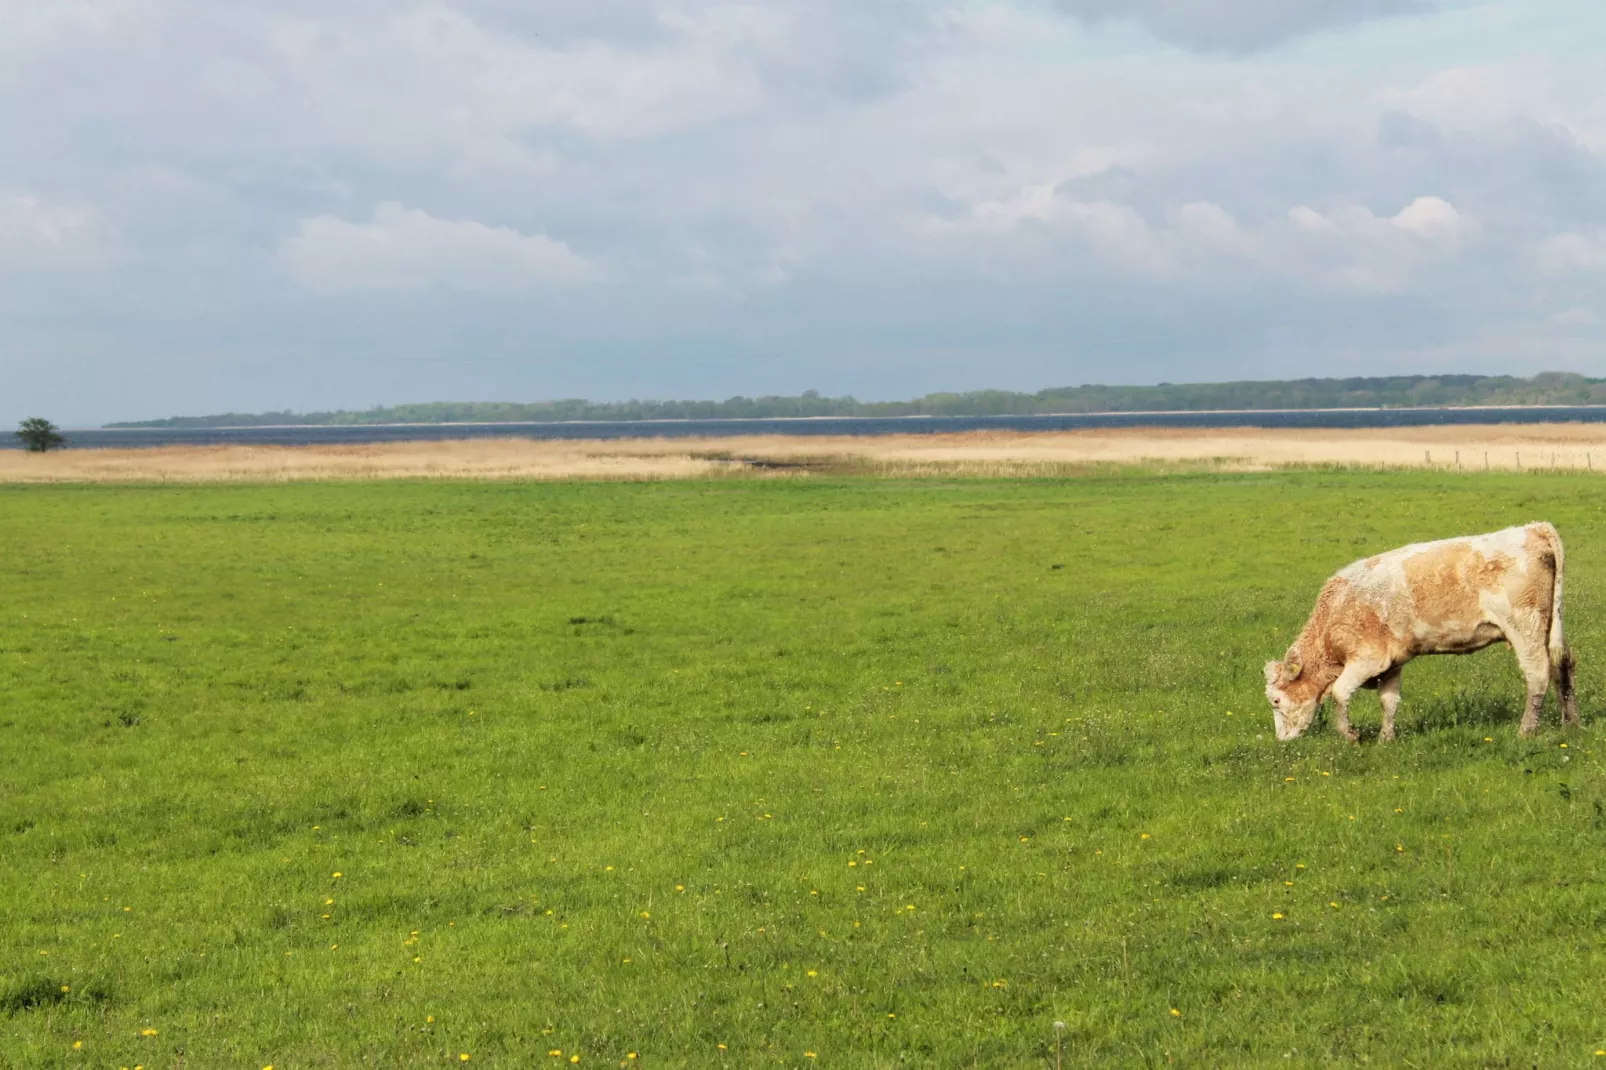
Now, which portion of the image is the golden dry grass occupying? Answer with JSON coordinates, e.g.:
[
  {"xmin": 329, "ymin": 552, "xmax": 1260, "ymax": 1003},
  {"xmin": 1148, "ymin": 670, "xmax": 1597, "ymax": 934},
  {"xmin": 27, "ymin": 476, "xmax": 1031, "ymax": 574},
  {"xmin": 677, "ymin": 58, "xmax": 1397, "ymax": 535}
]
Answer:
[{"xmin": 7, "ymin": 423, "xmax": 1606, "ymax": 483}]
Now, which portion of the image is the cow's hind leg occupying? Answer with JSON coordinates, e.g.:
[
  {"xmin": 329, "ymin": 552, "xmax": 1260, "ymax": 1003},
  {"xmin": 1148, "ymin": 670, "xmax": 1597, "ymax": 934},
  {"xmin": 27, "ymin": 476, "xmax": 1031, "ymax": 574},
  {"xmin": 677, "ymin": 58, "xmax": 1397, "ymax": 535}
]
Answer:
[
  {"xmin": 1555, "ymin": 648, "xmax": 1580, "ymax": 727},
  {"xmin": 1499, "ymin": 614, "xmax": 1555, "ymax": 736},
  {"xmin": 1516, "ymin": 649, "xmax": 1552, "ymax": 737},
  {"xmin": 1378, "ymin": 666, "xmax": 1404, "ymax": 743}
]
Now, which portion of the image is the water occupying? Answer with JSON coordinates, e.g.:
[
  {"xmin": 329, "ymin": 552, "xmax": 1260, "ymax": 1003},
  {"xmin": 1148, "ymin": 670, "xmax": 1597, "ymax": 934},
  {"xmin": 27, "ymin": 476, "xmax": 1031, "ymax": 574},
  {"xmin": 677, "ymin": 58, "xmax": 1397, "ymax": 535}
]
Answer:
[{"xmin": 19, "ymin": 407, "xmax": 1606, "ymax": 449}]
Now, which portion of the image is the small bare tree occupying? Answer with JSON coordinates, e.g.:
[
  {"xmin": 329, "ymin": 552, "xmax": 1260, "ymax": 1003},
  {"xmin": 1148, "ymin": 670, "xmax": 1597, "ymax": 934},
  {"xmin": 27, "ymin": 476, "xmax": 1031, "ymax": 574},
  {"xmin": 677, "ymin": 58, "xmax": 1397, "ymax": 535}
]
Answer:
[{"xmin": 15, "ymin": 418, "xmax": 67, "ymax": 452}]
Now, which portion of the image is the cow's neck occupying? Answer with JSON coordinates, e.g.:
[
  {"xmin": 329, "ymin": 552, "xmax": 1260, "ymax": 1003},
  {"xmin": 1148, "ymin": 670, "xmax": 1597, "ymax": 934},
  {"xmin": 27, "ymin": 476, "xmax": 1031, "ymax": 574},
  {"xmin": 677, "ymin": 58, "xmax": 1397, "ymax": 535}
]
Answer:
[{"xmin": 1291, "ymin": 630, "xmax": 1344, "ymax": 699}]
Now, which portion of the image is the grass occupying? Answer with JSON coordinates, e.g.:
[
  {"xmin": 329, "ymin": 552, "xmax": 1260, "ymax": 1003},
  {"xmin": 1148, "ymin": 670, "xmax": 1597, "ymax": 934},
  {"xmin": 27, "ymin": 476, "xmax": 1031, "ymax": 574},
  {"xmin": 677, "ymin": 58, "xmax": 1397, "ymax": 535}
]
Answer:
[{"xmin": 3, "ymin": 470, "xmax": 1606, "ymax": 1067}]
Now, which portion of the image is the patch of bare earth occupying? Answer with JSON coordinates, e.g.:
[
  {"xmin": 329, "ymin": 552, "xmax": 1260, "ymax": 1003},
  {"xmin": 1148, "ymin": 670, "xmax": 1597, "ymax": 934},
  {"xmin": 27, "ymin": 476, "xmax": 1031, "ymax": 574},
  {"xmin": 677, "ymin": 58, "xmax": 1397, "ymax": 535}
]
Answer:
[{"xmin": 7, "ymin": 424, "xmax": 1606, "ymax": 482}]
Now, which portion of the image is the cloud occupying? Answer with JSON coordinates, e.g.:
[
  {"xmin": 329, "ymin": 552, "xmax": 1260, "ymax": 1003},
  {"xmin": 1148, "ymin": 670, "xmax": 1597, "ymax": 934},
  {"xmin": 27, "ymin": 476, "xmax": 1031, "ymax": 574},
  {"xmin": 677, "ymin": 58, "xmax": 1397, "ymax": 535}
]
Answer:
[
  {"xmin": 930, "ymin": 183, "xmax": 1472, "ymax": 292},
  {"xmin": 279, "ymin": 202, "xmax": 599, "ymax": 293},
  {"xmin": 0, "ymin": 192, "xmax": 105, "ymax": 268},
  {"xmin": 1049, "ymin": 0, "xmax": 1431, "ymax": 53},
  {"xmin": 1284, "ymin": 196, "xmax": 1473, "ymax": 291},
  {"xmin": 1, "ymin": 194, "xmax": 88, "ymax": 247},
  {"xmin": 1539, "ymin": 231, "xmax": 1606, "ymax": 273}
]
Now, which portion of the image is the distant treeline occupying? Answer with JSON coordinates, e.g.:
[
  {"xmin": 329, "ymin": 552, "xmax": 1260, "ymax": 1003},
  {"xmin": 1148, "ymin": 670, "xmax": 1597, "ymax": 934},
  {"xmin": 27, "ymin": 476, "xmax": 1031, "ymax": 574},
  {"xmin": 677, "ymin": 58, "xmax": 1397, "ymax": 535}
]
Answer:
[{"xmin": 107, "ymin": 373, "xmax": 1606, "ymax": 428}]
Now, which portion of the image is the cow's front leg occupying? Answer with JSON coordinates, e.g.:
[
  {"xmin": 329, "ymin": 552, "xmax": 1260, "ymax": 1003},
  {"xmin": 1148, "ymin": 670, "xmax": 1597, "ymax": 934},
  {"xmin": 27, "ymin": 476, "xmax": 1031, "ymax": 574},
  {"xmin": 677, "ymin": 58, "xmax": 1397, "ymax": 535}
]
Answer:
[
  {"xmin": 1377, "ymin": 666, "xmax": 1403, "ymax": 742},
  {"xmin": 1330, "ymin": 662, "xmax": 1384, "ymax": 744},
  {"xmin": 1331, "ymin": 696, "xmax": 1360, "ymax": 743}
]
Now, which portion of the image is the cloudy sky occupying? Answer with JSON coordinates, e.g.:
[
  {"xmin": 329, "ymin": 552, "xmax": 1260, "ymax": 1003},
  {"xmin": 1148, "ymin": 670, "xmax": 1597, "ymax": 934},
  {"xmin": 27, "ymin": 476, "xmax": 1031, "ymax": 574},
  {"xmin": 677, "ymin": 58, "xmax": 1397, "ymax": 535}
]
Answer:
[{"xmin": 3, "ymin": 0, "xmax": 1605, "ymax": 425}]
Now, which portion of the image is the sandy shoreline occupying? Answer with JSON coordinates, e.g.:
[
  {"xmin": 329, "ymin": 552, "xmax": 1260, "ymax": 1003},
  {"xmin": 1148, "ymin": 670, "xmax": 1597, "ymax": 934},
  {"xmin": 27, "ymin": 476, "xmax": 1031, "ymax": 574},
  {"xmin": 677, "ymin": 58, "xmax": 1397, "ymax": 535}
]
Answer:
[{"xmin": 6, "ymin": 425, "xmax": 1606, "ymax": 482}]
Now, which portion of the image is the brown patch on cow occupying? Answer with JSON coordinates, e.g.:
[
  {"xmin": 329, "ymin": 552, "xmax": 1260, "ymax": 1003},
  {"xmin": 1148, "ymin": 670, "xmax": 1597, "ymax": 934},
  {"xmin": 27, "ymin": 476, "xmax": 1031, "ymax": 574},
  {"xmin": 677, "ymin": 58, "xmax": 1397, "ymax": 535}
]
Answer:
[
  {"xmin": 1302, "ymin": 577, "xmax": 1404, "ymax": 667},
  {"xmin": 1510, "ymin": 527, "xmax": 1558, "ymax": 617},
  {"xmin": 1278, "ymin": 664, "xmax": 1329, "ymax": 707},
  {"xmin": 1279, "ymin": 579, "xmax": 1356, "ymax": 704},
  {"xmin": 1403, "ymin": 544, "xmax": 1488, "ymax": 628},
  {"xmin": 1471, "ymin": 551, "xmax": 1514, "ymax": 589}
]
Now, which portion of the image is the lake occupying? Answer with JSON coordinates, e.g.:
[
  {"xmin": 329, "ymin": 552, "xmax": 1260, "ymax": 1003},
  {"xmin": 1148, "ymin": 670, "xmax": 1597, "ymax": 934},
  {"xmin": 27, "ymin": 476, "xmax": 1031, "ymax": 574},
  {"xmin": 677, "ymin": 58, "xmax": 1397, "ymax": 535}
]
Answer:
[{"xmin": 21, "ymin": 406, "xmax": 1606, "ymax": 449}]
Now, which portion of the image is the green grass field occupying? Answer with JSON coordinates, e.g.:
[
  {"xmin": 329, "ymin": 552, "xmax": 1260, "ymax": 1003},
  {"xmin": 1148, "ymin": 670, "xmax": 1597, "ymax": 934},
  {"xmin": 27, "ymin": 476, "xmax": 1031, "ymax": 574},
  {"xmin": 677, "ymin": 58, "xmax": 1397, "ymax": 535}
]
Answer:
[{"xmin": 5, "ymin": 471, "xmax": 1606, "ymax": 1067}]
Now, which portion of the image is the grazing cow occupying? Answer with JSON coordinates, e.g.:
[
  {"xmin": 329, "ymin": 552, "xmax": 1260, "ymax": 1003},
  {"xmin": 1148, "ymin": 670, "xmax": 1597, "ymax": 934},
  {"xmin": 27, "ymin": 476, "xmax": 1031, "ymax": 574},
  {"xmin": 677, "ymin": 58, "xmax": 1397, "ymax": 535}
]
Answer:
[{"xmin": 1264, "ymin": 523, "xmax": 1577, "ymax": 741}]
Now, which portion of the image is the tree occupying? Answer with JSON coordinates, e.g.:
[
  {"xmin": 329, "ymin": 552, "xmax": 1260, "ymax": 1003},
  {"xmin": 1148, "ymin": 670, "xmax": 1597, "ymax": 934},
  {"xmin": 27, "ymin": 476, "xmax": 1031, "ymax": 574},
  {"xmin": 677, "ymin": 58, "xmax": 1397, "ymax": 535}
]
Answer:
[{"xmin": 15, "ymin": 418, "xmax": 67, "ymax": 452}]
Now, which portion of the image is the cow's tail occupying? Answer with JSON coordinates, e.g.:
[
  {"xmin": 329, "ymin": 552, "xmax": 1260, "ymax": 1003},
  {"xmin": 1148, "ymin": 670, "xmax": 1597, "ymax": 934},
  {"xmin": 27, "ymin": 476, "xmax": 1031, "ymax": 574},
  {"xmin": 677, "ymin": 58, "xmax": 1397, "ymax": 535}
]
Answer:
[
  {"xmin": 1541, "ymin": 522, "xmax": 1568, "ymax": 663},
  {"xmin": 1538, "ymin": 522, "xmax": 1576, "ymax": 711}
]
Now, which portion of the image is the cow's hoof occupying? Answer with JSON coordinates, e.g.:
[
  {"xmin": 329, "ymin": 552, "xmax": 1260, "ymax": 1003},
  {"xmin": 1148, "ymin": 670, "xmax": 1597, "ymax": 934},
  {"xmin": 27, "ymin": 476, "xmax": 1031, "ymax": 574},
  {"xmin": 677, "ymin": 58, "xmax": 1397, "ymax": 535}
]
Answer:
[
  {"xmin": 1379, "ymin": 730, "xmax": 1396, "ymax": 743},
  {"xmin": 1340, "ymin": 728, "xmax": 1360, "ymax": 744}
]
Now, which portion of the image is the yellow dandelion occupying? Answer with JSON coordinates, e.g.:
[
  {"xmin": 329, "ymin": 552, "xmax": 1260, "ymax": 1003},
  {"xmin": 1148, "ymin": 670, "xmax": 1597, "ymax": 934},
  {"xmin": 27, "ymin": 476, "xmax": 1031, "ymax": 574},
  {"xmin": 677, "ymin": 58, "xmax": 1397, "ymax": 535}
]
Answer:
[
  {"xmin": 807, "ymin": 970, "xmax": 818, "ymax": 977},
  {"xmin": 804, "ymin": 1053, "xmax": 817, "ymax": 1059},
  {"xmin": 332, "ymin": 872, "xmax": 342, "ymax": 879},
  {"xmin": 427, "ymin": 1016, "xmax": 435, "ymax": 1023},
  {"xmin": 675, "ymin": 885, "xmax": 685, "ymax": 892},
  {"xmin": 640, "ymin": 911, "xmax": 650, "ymax": 919},
  {"xmin": 1140, "ymin": 833, "xmax": 1151, "ymax": 840},
  {"xmin": 1329, "ymin": 901, "xmax": 1339, "ymax": 908},
  {"xmin": 141, "ymin": 1028, "xmax": 159, "ymax": 1036},
  {"xmin": 1272, "ymin": 913, "xmax": 1284, "ymax": 920},
  {"xmin": 61, "ymin": 985, "xmax": 70, "ymax": 992},
  {"xmin": 1170, "ymin": 1008, "xmax": 1181, "ymax": 1017},
  {"xmin": 73, "ymin": 1041, "xmax": 83, "ymax": 1050},
  {"xmin": 717, "ymin": 1043, "xmax": 727, "ymax": 1050},
  {"xmin": 550, "ymin": 1051, "xmax": 563, "ymax": 1058},
  {"xmin": 461, "ymin": 1056, "xmax": 471, "ymax": 1063},
  {"xmin": 570, "ymin": 1056, "xmax": 580, "ymax": 1064}
]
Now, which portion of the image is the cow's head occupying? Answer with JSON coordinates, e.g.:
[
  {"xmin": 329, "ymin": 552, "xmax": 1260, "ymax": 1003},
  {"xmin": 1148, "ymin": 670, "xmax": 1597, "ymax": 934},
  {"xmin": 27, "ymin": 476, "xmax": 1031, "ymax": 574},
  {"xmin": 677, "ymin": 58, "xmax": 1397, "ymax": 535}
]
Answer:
[{"xmin": 1264, "ymin": 652, "xmax": 1321, "ymax": 740}]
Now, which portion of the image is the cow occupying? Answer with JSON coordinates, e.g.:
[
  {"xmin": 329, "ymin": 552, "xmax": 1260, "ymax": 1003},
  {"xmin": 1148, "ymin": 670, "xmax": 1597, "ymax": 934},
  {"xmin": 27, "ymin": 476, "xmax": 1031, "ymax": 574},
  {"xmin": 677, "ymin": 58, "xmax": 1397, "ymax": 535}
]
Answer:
[{"xmin": 1264, "ymin": 522, "xmax": 1577, "ymax": 742}]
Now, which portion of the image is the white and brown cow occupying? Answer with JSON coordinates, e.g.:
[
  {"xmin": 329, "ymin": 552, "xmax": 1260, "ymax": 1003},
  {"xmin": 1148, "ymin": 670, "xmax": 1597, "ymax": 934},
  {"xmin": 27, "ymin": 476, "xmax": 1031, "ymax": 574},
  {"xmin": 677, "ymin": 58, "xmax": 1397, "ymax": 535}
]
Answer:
[{"xmin": 1265, "ymin": 522, "xmax": 1577, "ymax": 741}]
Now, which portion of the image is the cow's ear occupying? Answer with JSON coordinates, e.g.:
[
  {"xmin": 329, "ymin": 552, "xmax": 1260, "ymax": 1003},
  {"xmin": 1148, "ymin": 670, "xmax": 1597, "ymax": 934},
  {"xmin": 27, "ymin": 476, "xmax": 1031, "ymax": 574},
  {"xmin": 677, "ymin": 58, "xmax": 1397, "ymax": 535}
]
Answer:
[{"xmin": 1280, "ymin": 658, "xmax": 1302, "ymax": 683}]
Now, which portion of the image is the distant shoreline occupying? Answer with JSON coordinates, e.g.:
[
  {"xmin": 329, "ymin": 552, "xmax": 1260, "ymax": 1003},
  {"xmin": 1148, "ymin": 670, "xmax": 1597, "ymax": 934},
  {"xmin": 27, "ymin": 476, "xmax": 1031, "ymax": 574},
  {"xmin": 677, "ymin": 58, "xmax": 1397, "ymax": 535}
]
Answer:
[{"xmin": 85, "ymin": 402, "xmax": 1606, "ymax": 433}]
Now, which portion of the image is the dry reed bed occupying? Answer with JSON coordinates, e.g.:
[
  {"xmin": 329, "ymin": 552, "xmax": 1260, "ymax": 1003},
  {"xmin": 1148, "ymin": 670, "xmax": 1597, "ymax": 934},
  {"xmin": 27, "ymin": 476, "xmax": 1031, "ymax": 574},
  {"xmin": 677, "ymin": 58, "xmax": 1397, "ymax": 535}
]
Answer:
[{"xmin": 7, "ymin": 425, "xmax": 1606, "ymax": 483}]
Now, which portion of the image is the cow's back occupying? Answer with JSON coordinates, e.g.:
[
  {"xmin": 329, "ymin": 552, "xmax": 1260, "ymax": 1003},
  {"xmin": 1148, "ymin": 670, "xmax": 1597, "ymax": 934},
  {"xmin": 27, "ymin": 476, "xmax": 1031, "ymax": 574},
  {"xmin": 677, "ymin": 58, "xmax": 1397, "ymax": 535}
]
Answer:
[{"xmin": 1334, "ymin": 525, "xmax": 1551, "ymax": 650}]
